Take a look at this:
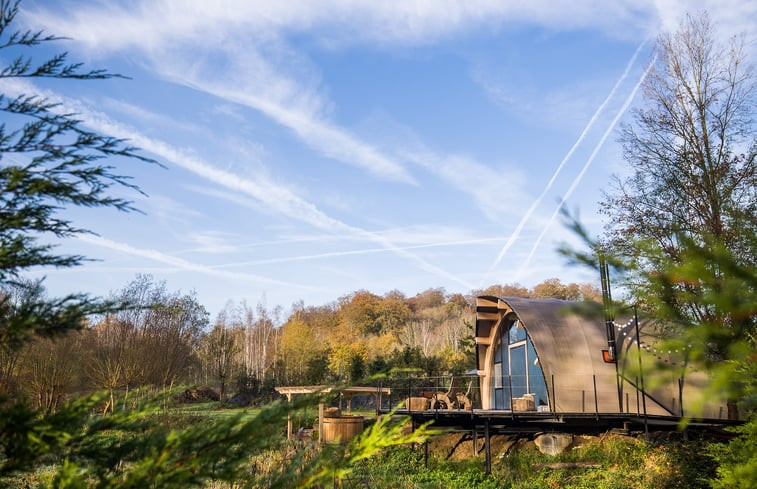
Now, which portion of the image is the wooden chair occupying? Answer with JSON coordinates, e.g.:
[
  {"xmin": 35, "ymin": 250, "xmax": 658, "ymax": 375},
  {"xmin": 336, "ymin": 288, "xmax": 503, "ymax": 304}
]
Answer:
[{"xmin": 431, "ymin": 377, "xmax": 472, "ymax": 410}]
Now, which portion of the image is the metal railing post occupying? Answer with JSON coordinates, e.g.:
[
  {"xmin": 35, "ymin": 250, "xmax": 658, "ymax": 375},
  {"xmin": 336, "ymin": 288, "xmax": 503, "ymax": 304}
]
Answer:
[{"xmin": 551, "ymin": 374, "xmax": 556, "ymax": 415}]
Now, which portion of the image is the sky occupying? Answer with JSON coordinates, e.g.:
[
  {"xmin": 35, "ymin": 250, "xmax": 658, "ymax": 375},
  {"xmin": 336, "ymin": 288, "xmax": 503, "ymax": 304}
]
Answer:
[{"xmin": 5, "ymin": 0, "xmax": 756, "ymax": 320}]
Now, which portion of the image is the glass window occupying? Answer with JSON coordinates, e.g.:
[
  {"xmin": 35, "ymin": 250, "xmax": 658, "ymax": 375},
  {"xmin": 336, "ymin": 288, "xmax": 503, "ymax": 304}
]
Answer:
[
  {"xmin": 509, "ymin": 344, "xmax": 527, "ymax": 398},
  {"xmin": 509, "ymin": 320, "xmax": 527, "ymax": 344},
  {"xmin": 494, "ymin": 389, "xmax": 504, "ymax": 408},
  {"xmin": 527, "ymin": 337, "xmax": 549, "ymax": 409}
]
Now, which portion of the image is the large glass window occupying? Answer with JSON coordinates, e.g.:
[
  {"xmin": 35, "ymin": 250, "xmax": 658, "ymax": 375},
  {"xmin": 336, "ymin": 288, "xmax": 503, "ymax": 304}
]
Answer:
[
  {"xmin": 492, "ymin": 317, "xmax": 549, "ymax": 410},
  {"xmin": 510, "ymin": 344, "xmax": 527, "ymax": 398},
  {"xmin": 527, "ymin": 339, "xmax": 549, "ymax": 408}
]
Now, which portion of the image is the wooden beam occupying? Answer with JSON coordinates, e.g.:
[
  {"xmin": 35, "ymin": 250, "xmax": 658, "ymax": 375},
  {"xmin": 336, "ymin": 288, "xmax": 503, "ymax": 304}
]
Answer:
[{"xmin": 476, "ymin": 312, "xmax": 502, "ymax": 321}]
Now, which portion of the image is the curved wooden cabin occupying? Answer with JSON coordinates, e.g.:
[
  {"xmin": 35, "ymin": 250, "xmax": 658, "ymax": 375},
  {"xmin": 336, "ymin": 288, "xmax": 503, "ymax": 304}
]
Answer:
[{"xmin": 475, "ymin": 296, "xmax": 732, "ymax": 419}]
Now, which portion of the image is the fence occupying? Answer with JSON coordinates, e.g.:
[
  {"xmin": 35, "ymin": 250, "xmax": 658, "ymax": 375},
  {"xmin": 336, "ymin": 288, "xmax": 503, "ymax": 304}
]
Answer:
[{"xmin": 377, "ymin": 372, "xmax": 694, "ymax": 419}]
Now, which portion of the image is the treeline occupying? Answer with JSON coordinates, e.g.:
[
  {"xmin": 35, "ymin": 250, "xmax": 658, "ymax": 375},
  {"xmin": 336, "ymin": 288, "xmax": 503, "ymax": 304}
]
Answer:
[{"xmin": 0, "ymin": 275, "xmax": 600, "ymax": 411}]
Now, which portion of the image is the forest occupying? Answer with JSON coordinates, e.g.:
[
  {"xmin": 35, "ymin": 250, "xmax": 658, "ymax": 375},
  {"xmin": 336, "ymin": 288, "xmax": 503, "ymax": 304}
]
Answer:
[{"xmin": 0, "ymin": 276, "xmax": 601, "ymax": 412}]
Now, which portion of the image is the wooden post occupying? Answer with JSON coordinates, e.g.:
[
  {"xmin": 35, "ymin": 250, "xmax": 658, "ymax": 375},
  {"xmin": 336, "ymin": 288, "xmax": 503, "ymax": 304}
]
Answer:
[
  {"xmin": 424, "ymin": 439, "xmax": 429, "ymax": 467},
  {"xmin": 286, "ymin": 393, "xmax": 293, "ymax": 441},
  {"xmin": 318, "ymin": 402, "xmax": 324, "ymax": 446},
  {"xmin": 484, "ymin": 419, "xmax": 491, "ymax": 475}
]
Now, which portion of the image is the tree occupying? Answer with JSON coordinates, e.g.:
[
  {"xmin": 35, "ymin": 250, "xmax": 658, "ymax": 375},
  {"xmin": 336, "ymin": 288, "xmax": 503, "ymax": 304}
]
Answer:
[
  {"xmin": 201, "ymin": 319, "xmax": 239, "ymax": 402},
  {"xmin": 338, "ymin": 290, "xmax": 383, "ymax": 335},
  {"xmin": 21, "ymin": 332, "xmax": 82, "ymax": 412},
  {"xmin": 602, "ymin": 12, "xmax": 756, "ymax": 313},
  {"xmin": 0, "ymin": 5, "xmax": 155, "ymax": 346},
  {"xmin": 243, "ymin": 299, "xmax": 279, "ymax": 382},
  {"xmin": 278, "ymin": 318, "xmax": 320, "ymax": 384},
  {"xmin": 600, "ymin": 13, "xmax": 755, "ymax": 419}
]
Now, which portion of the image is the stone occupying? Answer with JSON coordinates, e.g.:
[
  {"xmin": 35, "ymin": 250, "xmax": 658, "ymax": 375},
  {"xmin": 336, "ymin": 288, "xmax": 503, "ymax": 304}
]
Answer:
[{"xmin": 534, "ymin": 433, "xmax": 573, "ymax": 456}]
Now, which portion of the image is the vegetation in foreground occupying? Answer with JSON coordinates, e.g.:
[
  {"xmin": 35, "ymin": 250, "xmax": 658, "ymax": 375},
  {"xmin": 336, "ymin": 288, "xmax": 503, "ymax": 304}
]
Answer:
[{"xmin": 347, "ymin": 431, "xmax": 718, "ymax": 489}]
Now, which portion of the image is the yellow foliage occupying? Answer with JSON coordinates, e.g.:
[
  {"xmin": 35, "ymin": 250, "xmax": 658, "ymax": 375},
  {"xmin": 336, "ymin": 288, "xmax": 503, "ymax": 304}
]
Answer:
[
  {"xmin": 328, "ymin": 340, "xmax": 369, "ymax": 377},
  {"xmin": 279, "ymin": 319, "xmax": 320, "ymax": 380}
]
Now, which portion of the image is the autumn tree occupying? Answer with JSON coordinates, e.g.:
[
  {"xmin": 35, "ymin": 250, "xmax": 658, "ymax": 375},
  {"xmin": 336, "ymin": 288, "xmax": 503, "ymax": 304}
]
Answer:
[
  {"xmin": 338, "ymin": 290, "xmax": 383, "ymax": 335},
  {"xmin": 473, "ymin": 283, "xmax": 531, "ymax": 300},
  {"xmin": 278, "ymin": 318, "xmax": 321, "ymax": 384},
  {"xmin": 289, "ymin": 300, "xmax": 339, "ymax": 345},
  {"xmin": 407, "ymin": 287, "xmax": 446, "ymax": 312}
]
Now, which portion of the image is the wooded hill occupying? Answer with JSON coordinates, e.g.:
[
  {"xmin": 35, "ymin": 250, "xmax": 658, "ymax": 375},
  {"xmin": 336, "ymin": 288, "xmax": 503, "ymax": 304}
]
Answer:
[{"xmin": 0, "ymin": 276, "xmax": 601, "ymax": 410}]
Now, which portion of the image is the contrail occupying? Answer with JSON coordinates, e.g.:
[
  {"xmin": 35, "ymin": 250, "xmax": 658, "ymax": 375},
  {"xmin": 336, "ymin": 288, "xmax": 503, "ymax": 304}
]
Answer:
[
  {"xmin": 514, "ymin": 54, "xmax": 657, "ymax": 280},
  {"xmin": 487, "ymin": 40, "xmax": 648, "ymax": 275},
  {"xmin": 0, "ymin": 78, "xmax": 476, "ymax": 291},
  {"xmin": 212, "ymin": 236, "xmax": 508, "ymax": 269},
  {"xmin": 77, "ymin": 235, "xmax": 319, "ymax": 289}
]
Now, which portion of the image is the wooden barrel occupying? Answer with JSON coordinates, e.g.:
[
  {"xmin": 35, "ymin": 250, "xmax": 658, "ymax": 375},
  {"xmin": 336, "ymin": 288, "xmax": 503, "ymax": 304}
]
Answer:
[
  {"xmin": 405, "ymin": 396, "xmax": 429, "ymax": 411},
  {"xmin": 322, "ymin": 415, "xmax": 364, "ymax": 444}
]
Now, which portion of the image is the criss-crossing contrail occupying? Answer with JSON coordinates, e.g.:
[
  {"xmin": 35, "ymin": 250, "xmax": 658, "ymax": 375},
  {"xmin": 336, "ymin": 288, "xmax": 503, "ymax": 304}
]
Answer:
[
  {"xmin": 487, "ymin": 40, "xmax": 648, "ymax": 277},
  {"xmin": 514, "ymin": 54, "xmax": 657, "ymax": 280},
  {"xmin": 0, "ymin": 77, "xmax": 477, "ymax": 291}
]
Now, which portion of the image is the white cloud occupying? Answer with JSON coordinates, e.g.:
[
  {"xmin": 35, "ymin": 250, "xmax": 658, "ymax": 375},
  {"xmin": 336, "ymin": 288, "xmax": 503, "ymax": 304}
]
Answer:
[
  {"xmin": 0, "ymin": 77, "xmax": 473, "ymax": 289},
  {"xmin": 25, "ymin": 1, "xmax": 656, "ymax": 51},
  {"xmin": 181, "ymin": 231, "xmax": 242, "ymax": 254},
  {"xmin": 29, "ymin": 1, "xmax": 753, "ymax": 54}
]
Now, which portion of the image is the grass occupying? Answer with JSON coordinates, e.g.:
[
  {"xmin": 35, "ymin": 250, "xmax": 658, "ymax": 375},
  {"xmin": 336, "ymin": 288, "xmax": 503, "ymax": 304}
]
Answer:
[
  {"xmin": 1, "ymin": 396, "xmax": 724, "ymax": 489},
  {"xmin": 170, "ymin": 401, "xmax": 261, "ymax": 422},
  {"xmin": 345, "ymin": 431, "xmax": 717, "ymax": 489}
]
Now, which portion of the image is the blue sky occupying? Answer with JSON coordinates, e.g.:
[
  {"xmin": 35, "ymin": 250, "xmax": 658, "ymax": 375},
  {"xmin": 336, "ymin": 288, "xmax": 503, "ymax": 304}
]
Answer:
[{"xmin": 7, "ymin": 0, "xmax": 756, "ymax": 319}]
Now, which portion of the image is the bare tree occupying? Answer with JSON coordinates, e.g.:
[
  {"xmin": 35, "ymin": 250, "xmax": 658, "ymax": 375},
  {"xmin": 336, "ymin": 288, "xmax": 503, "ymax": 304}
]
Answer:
[
  {"xmin": 22, "ymin": 333, "xmax": 82, "ymax": 412},
  {"xmin": 201, "ymin": 317, "xmax": 239, "ymax": 401},
  {"xmin": 601, "ymin": 12, "xmax": 756, "ymax": 419},
  {"xmin": 243, "ymin": 300, "xmax": 279, "ymax": 382},
  {"xmin": 603, "ymin": 12, "xmax": 757, "ymax": 301}
]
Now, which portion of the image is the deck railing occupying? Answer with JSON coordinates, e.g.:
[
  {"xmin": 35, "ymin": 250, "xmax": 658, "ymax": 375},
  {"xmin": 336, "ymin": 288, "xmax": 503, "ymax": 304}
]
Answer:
[
  {"xmin": 378, "ymin": 375, "xmax": 482, "ymax": 412},
  {"xmin": 376, "ymin": 372, "xmax": 699, "ymax": 420}
]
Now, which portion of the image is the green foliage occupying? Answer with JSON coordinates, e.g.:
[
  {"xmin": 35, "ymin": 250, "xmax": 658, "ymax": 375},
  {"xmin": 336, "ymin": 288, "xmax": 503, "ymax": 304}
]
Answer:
[
  {"xmin": 0, "ymin": 0, "xmax": 153, "ymax": 346},
  {"xmin": 496, "ymin": 435, "xmax": 714, "ymax": 489},
  {"xmin": 708, "ymin": 414, "xmax": 757, "ymax": 489},
  {"xmin": 353, "ymin": 446, "xmax": 506, "ymax": 489},
  {"xmin": 0, "ymin": 390, "xmax": 433, "ymax": 488},
  {"xmin": 343, "ymin": 434, "xmax": 715, "ymax": 489}
]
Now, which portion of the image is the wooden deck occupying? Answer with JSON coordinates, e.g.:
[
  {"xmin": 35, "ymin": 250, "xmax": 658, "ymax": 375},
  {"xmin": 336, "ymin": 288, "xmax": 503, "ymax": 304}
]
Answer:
[{"xmin": 384, "ymin": 407, "xmax": 740, "ymax": 434}]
